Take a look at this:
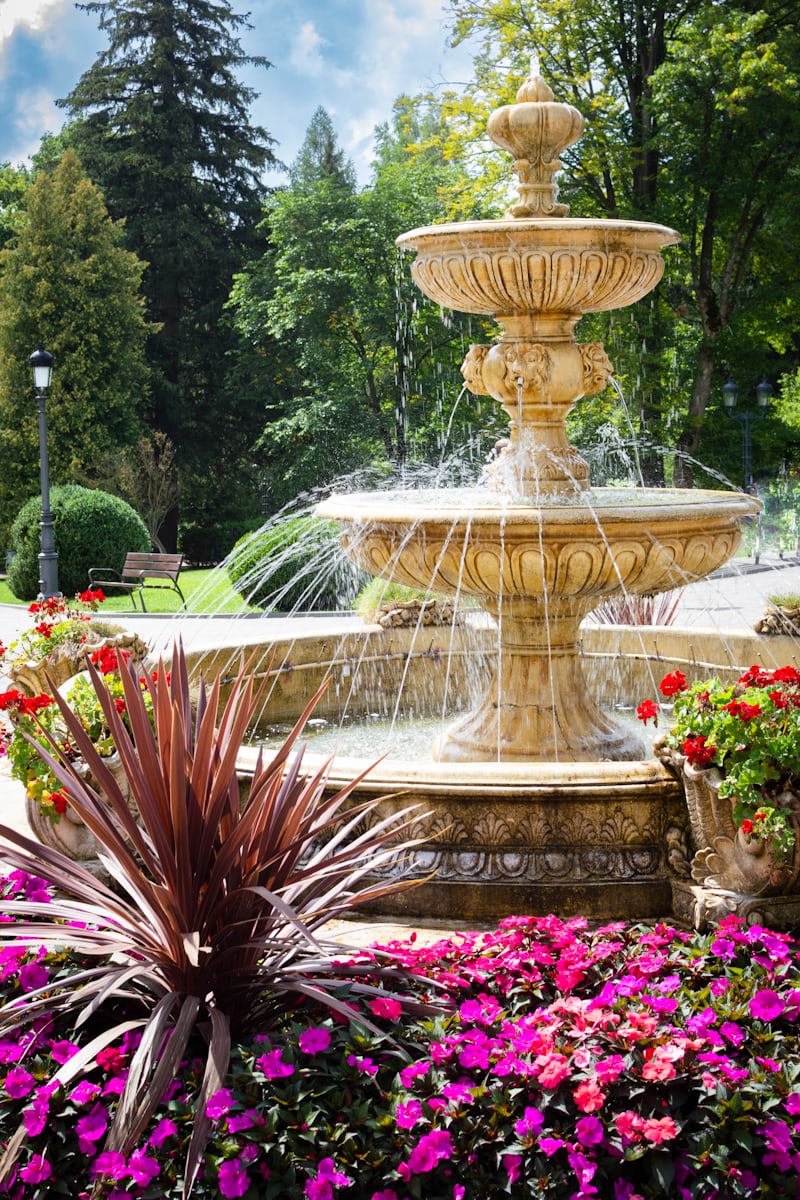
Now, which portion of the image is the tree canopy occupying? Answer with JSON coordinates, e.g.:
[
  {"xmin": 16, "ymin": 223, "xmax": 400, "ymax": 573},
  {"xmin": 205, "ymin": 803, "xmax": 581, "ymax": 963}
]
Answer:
[
  {"xmin": 229, "ymin": 97, "xmax": 499, "ymax": 511},
  {"xmin": 0, "ymin": 151, "xmax": 151, "ymax": 540},
  {"xmin": 440, "ymin": 0, "xmax": 800, "ymax": 487}
]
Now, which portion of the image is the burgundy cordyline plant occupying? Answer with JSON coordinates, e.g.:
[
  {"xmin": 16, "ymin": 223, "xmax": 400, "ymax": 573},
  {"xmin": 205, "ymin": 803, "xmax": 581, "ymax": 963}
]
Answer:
[{"xmin": 0, "ymin": 643, "xmax": 424, "ymax": 1196}]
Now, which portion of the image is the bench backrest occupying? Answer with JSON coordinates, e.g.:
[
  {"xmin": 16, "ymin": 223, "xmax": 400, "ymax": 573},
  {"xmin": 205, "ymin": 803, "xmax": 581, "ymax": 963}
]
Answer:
[{"xmin": 122, "ymin": 552, "xmax": 184, "ymax": 580}]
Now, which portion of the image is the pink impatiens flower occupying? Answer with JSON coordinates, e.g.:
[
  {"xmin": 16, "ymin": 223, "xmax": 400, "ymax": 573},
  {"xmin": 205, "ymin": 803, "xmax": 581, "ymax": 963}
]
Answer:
[
  {"xmin": 513, "ymin": 1105, "xmax": 545, "ymax": 1139},
  {"xmin": 574, "ymin": 1080, "xmax": 606, "ymax": 1112},
  {"xmin": 402, "ymin": 1129, "xmax": 454, "ymax": 1176},
  {"xmin": 128, "ymin": 1149, "xmax": 161, "ymax": 1186},
  {"xmin": 206, "ymin": 1087, "xmax": 234, "ymax": 1120},
  {"xmin": 19, "ymin": 1155, "xmax": 52, "ymax": 1184},
  {"xmin": 575, "ymin": 1115, "xmax": 605, "ymax": 1146},
  {"xmin": 148, "ymin": 1117, "xmax": 178, "ymax": 1148},
  {"xmin": 257, "ymin": 1048, "xmax": 295, "ymax": 1079},
  {"xmin": 750, "ymin": 989, "xmax": 785, "ymax": 1021},
  {"xmin": 18, "ymin": 962, "xmax": 49, "ymax": 991},
  {"xmin": 91, "ymin": 1150, "xmax": 128, "ymax": 1181},
  {"xmin": 304, "ymin": 1157, "xmax": 352, "ymax": 1200},
  {"xmin": 503, "ymin": 1153, "xmax": 523, "ymax": 1183},
  {"xmin": 3, "ymin": 1066, "xmax": 35, "ymax": 1099},
  {"xmin": 641, "ymin": 1116, "xmax": 678, "ymax": 1144},
  {"xmin": 76, "ymin": 1103, "xmax": 109, "ymax": 1155},
  {"xmin": 298, "ymin": 1026, "xmax": 332, "ymax": 1054},
  {"xmin": 395, "ymin": 1099, "xmax": 423, "ymax": 1129},
  {"xmin": 399, "ymin": 1060, "xmax": 429, "ymax": 1087},
  {"xmin": 219, "ymin": 1157, "xmax": 251, "ymax": 1198},
  {"xmin": 370, "ymin": 995, "xmax": 403, "ymax": 1021}
]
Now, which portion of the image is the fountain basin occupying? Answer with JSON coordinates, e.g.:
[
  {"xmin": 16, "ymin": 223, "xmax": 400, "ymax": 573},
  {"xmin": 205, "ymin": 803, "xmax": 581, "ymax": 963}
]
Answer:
[
  {"xmin": 187, "ymin": 616, "xmax": 795, "ymax": 922},
  {"xmin": 317, "ymin": 487, "xmax": 757, "ymax": 602},
  {"xmin": 396, "ymin": 219, "xmax": 680, "ymax": 318}
]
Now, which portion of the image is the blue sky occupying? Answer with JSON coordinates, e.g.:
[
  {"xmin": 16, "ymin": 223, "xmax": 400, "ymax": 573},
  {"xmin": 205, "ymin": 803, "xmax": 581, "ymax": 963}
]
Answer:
[{"xmin": 0, "ymin": 0, "xmax": 476, "ymax": 185}]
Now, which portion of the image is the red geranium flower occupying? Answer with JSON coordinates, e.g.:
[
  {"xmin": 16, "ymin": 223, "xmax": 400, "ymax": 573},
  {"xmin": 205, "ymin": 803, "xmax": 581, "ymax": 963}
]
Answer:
[
  {"xmin": 723, "ymin": 700, "xmax": 762, "ymax": 722},
  {"xmin": 682, "ymin": 735, "xmax": 716, "ymax": 767},
  {"xmin": 637, "ymin": 699, "xmax": 659, "ymax": 725},
  {"xmin": 659, "ymin": 670, "xmax": 688, "ymax": 697},
  {"xmin": 739, "ymin": 665, "xmax": 773, "ymax": 687}
]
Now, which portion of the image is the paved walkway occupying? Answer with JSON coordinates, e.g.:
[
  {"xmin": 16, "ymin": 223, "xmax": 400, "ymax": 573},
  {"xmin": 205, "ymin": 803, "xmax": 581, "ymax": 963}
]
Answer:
[{"xmin": 1, "ymin": 552, "xmax": 799, "ymax": 941}]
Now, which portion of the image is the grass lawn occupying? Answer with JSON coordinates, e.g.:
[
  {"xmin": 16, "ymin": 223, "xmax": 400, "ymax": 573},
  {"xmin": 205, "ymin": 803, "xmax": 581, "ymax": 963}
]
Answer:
[{"xmin": 0, "ymin": 567, "xmax": 260, "ymax": 615}]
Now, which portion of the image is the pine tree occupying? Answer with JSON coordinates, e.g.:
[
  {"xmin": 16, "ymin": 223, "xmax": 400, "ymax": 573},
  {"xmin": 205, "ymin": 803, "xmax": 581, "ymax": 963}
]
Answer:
[
  {"xmin": 59, "ymin": 0, "xmax": 280, "ymax": 553},
  {"xmin": 290, "ymin": 107, "xmax": 356, "ymax": 191},
  {"xmin": 0, "ymin": 151, "xmax": 150, "ymax": 540}
]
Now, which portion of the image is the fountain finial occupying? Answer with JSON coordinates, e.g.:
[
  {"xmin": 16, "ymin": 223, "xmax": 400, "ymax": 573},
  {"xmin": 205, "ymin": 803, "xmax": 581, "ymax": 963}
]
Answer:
[{"xmin": 487, "ymin": 58, "xmax": 583, "ymax": 218}]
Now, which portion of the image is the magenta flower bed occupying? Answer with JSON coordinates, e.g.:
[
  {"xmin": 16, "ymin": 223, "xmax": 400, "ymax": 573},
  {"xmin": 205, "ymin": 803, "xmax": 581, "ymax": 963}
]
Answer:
[{"xmin": 1, "ymin": 873, "xmax": 800, "ymax": 1198}]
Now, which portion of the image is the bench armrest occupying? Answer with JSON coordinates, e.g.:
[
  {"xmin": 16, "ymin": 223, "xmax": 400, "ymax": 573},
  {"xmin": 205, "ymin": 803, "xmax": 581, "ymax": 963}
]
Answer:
[{"xmin": 88, "ymin": 567, "xmax": 122, "ymax": 583}]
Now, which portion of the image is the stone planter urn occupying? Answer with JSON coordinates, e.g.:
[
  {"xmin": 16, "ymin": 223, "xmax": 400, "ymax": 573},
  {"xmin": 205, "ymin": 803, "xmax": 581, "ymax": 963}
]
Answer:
[
  {"xmin": 659, "ymin": 742, "xmax": 800, "ymax": 929},
  {"xmin": 10, "ymin": 629, "xmax": 150, "ymax": 698}
]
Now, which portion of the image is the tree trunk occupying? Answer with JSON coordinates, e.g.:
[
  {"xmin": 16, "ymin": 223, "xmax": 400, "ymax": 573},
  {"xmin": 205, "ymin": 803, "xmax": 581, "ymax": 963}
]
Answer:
[{"xmin": 674, "ymin": 343, "xmax": 717, "ymax": 488}]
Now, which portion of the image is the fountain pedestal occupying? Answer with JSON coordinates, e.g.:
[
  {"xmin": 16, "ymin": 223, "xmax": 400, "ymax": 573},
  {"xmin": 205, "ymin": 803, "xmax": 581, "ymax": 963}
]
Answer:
[{"xmin": 435, "ymin": 598, "xmax": 642, "ymax": 761}]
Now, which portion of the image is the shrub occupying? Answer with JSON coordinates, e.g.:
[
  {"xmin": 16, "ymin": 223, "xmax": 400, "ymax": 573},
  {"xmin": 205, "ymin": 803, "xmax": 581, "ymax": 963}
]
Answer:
[
  {"xmin": 178, "ymin": 517, "xmax": 262, "ymax": 567},
  {"xmin": 226, "ymin": 515, "xmax": 364, "ymax": 611},
  {"xmin": 6, "ymin": 485, "xmax": 150, "ymax": 600}
]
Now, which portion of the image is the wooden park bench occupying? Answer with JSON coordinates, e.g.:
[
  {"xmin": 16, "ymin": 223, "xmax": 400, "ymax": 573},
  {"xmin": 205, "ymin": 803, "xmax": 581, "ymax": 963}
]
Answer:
[{"xmin": 88, "ymin": 552, "xmax": 186, "ymax": 611}]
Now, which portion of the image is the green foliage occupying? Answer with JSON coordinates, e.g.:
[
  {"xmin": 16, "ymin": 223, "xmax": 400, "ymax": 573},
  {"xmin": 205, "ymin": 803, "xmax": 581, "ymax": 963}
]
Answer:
[
  {"xmin": 354, "ymin": 578, "xmax": 432, "ymax": 617},
  {"xmin": 226, "ymin": 516, "xmax": 362, "ymax": 612},
  {"xmin": 0, "ymin": 161, "xmax": 28, "ymax": 249},
  {"xmin": 6, "ymin": 485, "xmax": 150, "ymax": 600},
  {"xmin": 290, "ymin": 105, "xmax": 356, "ymax": 190},
  {"xmin": 0, "ymin": 151, "xmax": 151, "ymax": 541},
  {"xmin": 59, "ymin": 0, "xmax": 280, "ymax": 546},
  {"xmin": 439, "ymin": 0, "xmax": 800, "ymax": 486},
  {"xmin": 230, "ymin": 96, "xmax": 497, "ymax": 510}
]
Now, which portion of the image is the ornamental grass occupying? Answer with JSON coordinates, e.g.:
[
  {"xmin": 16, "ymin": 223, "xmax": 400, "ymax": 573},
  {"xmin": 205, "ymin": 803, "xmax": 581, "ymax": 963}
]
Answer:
[{"xmin": 0, "ymin": 643, "xmax": 425, "ymax": 1196}]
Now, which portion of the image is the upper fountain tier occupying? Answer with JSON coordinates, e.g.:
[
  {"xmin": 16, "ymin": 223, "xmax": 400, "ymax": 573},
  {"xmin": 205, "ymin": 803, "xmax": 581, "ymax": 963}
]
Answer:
[
  {"xmin": 395, "ymin": 218, "xmax": 679, "ymax": 328},
  {"xmin": 396, "ymin": 65, "xmax": 679, "ymax": 329}
]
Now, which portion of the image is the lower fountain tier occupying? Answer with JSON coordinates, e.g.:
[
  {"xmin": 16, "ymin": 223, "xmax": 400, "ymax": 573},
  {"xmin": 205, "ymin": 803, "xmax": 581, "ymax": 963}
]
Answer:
[
  {"xmin": 316, "ymin": 486, "xmax": 760, "ymax": 762},
  {"xmin": 236, "ymin": 749, "xmax": 689, "ymax": 921}
]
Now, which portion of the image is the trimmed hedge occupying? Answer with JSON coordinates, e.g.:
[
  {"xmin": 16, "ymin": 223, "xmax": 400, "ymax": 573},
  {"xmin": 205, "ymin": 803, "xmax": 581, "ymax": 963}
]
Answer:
[
  {"xmin": 6, "ymin": 485, "xmax": 150, "ymax": 600},
  {"xmin": 226, "ymin": 516, "xmax": 363, "ymax": 612}
]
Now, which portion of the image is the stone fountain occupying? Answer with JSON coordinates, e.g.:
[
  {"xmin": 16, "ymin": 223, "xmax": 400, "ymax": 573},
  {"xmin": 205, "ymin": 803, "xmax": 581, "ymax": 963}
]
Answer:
[
  {"xmin": 229, "ymin": 66, "xmax": 762, "ymax": 922},
  {"xmin": 317, "ymin": 65, "xmax": 758, "ymax": 768}
]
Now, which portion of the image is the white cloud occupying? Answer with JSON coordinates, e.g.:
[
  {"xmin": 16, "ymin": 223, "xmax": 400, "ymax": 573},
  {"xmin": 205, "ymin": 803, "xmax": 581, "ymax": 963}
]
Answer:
[
  {"xmin": 289, "ymin": 20, "xmax": 325, "ymax": 74},
  {"xmin": 0, "ymin": 0, "xmax": 70, "ymax": 47},
  {"xmin": 288, "ymin": 19, "xmax": 353, "ymax": 88},
  {"xmin": 13, "ymin": 86, "xmax": 59, "ymax": 138}
]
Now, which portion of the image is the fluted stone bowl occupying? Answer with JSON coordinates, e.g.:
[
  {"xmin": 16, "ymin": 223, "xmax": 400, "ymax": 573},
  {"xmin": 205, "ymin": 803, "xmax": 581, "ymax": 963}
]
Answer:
[
  {"xmin": 317, "ymin": 487, "xmax": 760, "ymax": 608},
  {"xmin": 396, "ymin": 219, "xmax": 681, "ymax": 317}
]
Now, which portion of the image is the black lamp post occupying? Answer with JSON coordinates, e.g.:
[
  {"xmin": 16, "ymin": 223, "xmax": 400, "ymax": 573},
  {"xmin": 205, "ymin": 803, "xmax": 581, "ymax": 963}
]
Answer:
[
  {"xmin": 722, "ymin": 376, "xmax": 774, "ymax": 493},
  {"xmin": 29, "ymin": 345, "xmax": 59, "ymax": 600}
]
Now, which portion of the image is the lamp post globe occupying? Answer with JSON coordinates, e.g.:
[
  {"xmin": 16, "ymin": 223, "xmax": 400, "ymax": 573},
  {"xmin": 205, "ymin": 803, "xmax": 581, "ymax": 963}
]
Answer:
[{"xmin": 29, "ymin": 345, "xmax": 59, "ymax": 600}]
